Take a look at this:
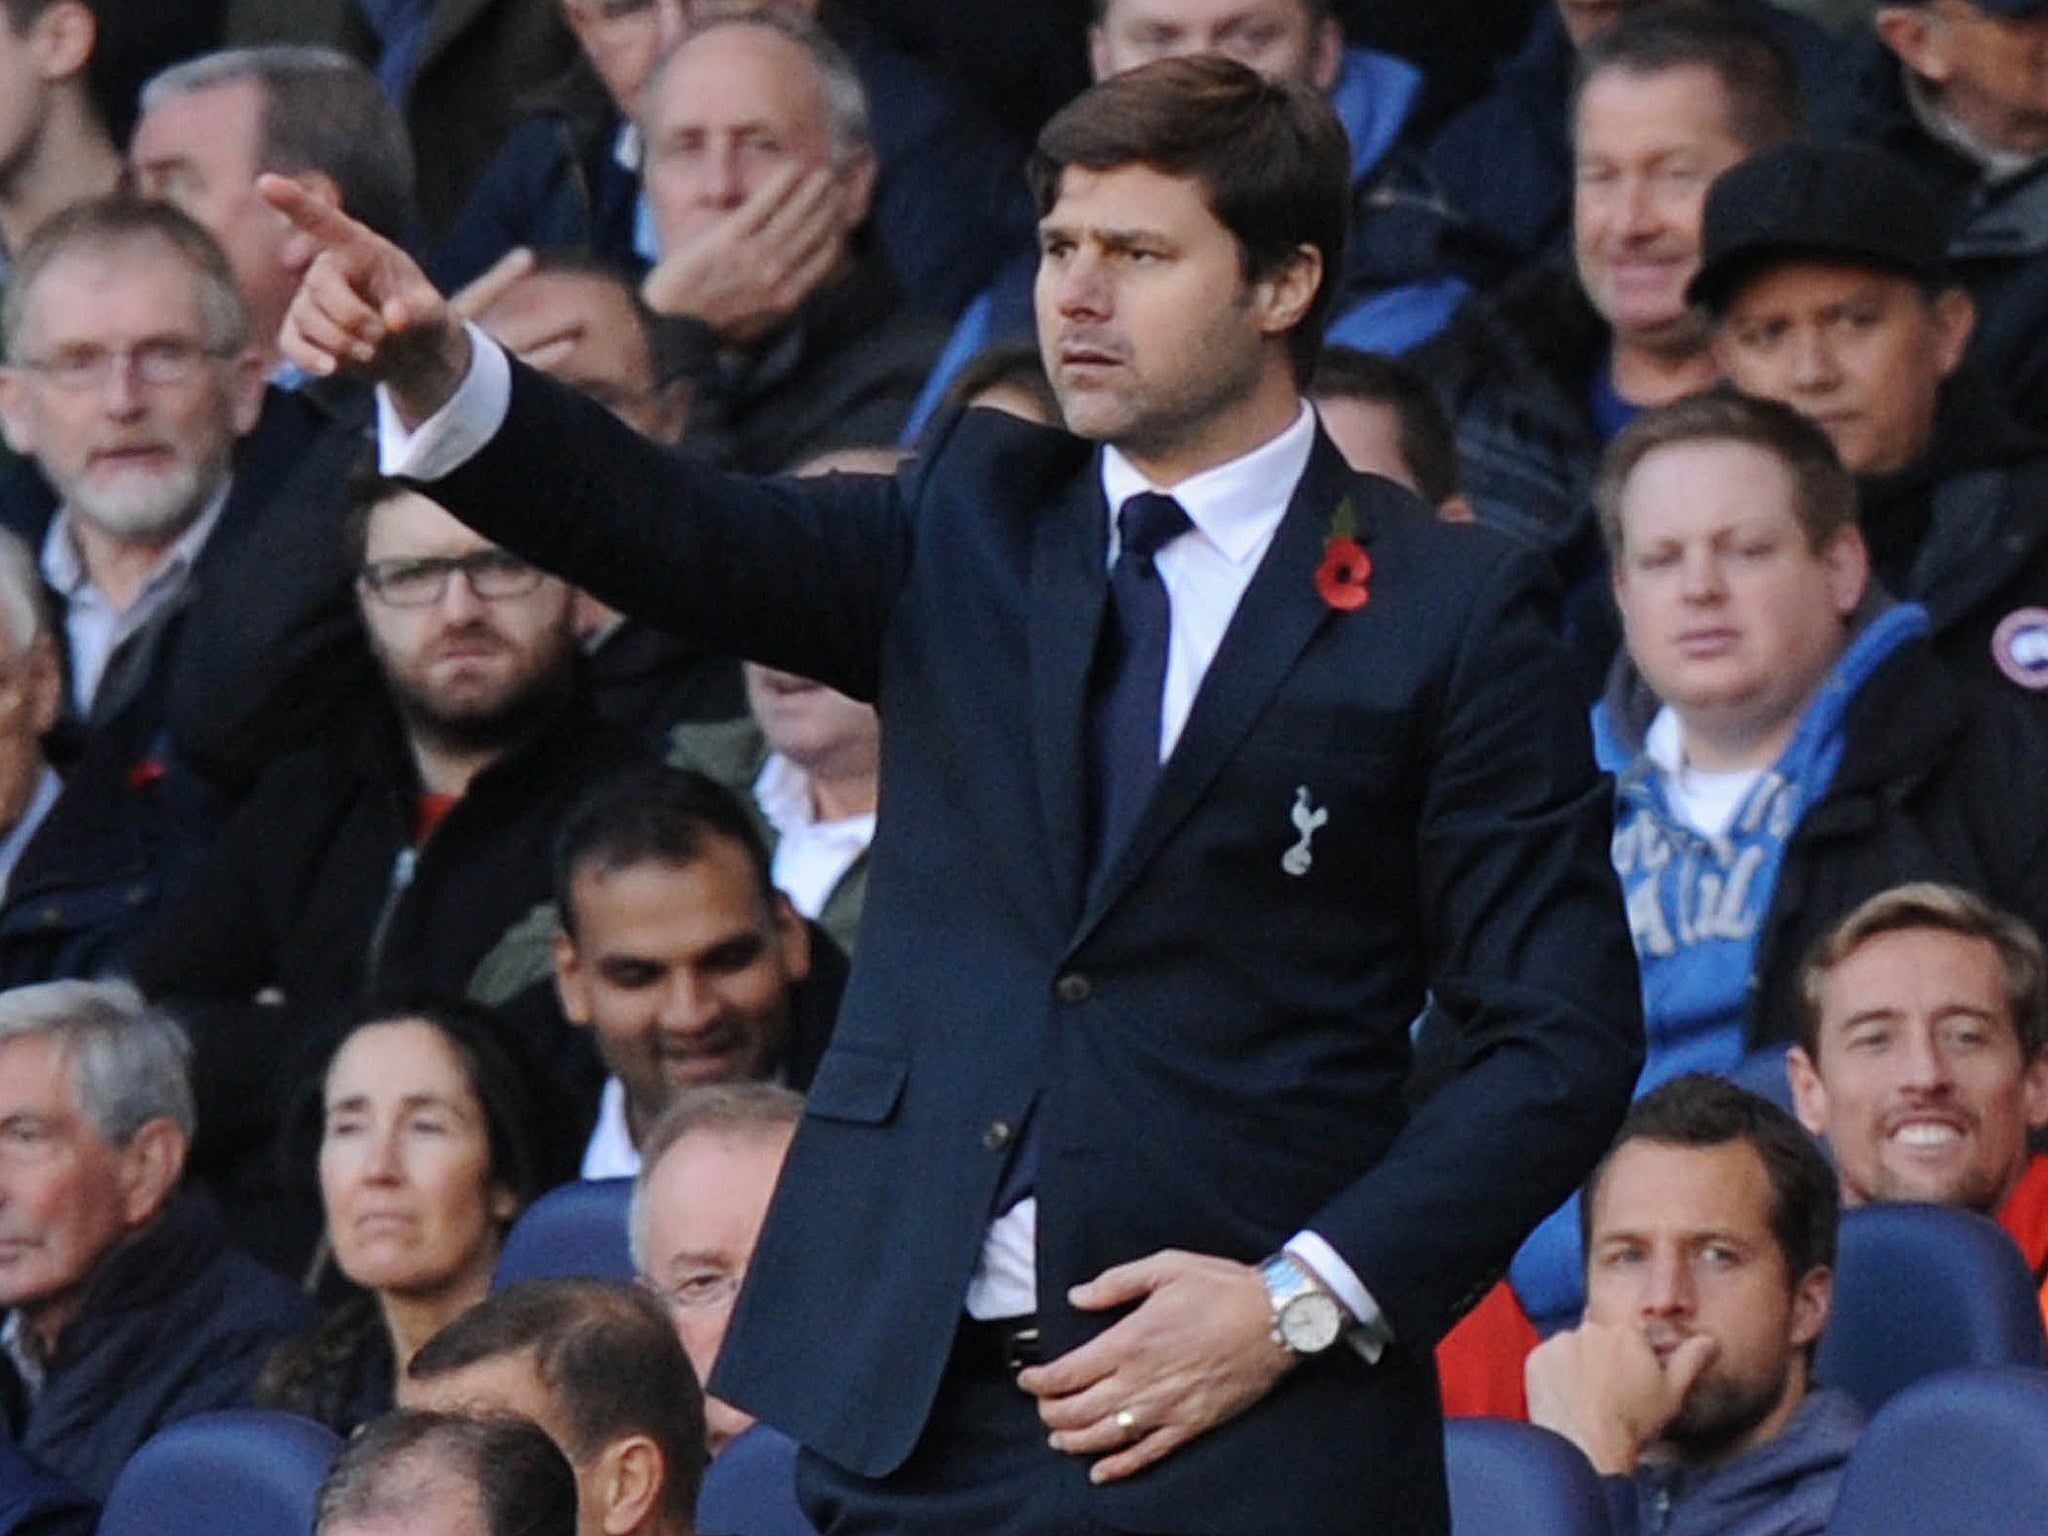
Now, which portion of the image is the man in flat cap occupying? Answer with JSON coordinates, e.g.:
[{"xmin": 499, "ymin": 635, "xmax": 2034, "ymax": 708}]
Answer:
[{"xmin": 1694, "ymin": 137, "xmax": 2048, "ymax": 710}]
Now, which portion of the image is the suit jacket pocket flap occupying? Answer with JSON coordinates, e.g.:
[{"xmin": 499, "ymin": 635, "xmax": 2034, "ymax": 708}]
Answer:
[{"xmin": 804, "ymin": 1048, "xmax": 907, "ymax": 1125}]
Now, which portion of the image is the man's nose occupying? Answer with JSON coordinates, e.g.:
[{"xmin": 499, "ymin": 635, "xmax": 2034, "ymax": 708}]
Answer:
[
  {"xmin": 1788, "ymin": 327, "xmax": 1841, "ymax": 392},
  {"xmin": 1896, "ymin": 1026, "xmax": 1958, "ymax": 1095},
  {"xmin": 659, "ymin": 971, "xmax": 721, "ymax": 1032},
  {"xmin": 434, "ymin": 568, "xmax": 490, "ymax": 620},
  {"xmin": 1642, "ymin": 1251, "xmax": 1695, "ymax": 1317},
  {"xmin": 1679, "ymin": 546, "xmax": 1725, "ymax": 603},
  {"xmin": 1052, "ymin": 249, "xmax": 1111, "ymax": 320}
]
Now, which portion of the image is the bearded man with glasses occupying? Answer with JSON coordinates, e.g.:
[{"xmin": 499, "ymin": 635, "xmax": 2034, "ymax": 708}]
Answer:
[{"xmin": 133, "ymin": 466, "xmax": 652, "ymax": 1278}]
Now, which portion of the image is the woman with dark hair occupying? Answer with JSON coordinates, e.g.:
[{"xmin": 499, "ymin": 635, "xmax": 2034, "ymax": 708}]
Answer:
[{"xmin": 255, "ymin": 995, "xmax": 548, "ymax": 1433}]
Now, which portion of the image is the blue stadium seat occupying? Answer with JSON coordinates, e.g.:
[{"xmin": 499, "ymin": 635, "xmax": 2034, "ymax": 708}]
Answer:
[
  {"xmin": 97, "ymin": 1409, "xmax": 341, "ymax": 1536},
  {"xmin": 1444, "ymin": 1419, "xmax": 1612, "ymax": 1536},
  {"xmin": 1727, "ymin": 1045, "xmax": 1797, "ymax": 1113},
  {"xmin": 492, "ymin": 1177, "xmax": 637, "ymax": 1289},
  {"xmin": 1826, "ymin": 1367, "xmax": 2048, "ymax": 1535},
  {"xmin": 1816, "ymin": 1203, "xmax": 2048, "ymax": 1415}
]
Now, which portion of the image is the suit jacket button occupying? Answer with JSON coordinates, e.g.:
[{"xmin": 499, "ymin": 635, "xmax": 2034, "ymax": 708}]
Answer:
[
  {"xmin": 983, "ymin": 1121, "xmax": 1014, "ymax": 1150},
  {"xmin": 1054, "ymin": 973, "xmax": 1091, "ymax": 1004}
]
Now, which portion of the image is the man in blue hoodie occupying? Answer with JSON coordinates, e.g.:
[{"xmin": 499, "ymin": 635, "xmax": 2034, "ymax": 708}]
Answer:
[{"xmin": 1506, "ymin": 388, "xmax": 2048, "ymax": 1331}]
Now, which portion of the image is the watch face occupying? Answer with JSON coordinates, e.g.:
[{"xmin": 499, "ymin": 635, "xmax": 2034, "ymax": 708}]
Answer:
[{"xmin": 1280, "ymin": 1291, "xmax": 1344, "ymax": 1353}]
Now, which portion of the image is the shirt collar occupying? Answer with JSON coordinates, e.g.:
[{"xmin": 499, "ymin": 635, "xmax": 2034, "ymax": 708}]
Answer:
[
  {"xmin": 753, "ymin": 751, "xmax": 877, "ymax": 838},
  {"xmin": 1098, "ymin": 401, "xmax": 1317, "ymax": 566},
  {"xmin": 41, "ymin": 480, "xmax": 233, "ymax": 603}
]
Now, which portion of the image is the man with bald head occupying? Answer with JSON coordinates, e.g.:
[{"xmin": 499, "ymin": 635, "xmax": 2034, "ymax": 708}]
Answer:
[{"xmin": 633, "ymin": 10, "xmax": 944, "ymax": 472}]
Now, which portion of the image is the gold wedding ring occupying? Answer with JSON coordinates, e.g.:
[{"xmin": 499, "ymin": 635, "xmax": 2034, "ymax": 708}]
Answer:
[{"xmin": 1114, "ymin": 1408, "xmax": 1140, "ymax": 1440}]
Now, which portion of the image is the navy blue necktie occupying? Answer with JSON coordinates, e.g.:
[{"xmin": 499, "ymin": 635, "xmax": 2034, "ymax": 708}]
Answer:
[
  {"xmin": 989, "ymin": 494, "xmax": 1190, "ymax": 1225},
  {"xmin": 1087, "ymin": 492, "xmax": 1192, "ymax": 880}
]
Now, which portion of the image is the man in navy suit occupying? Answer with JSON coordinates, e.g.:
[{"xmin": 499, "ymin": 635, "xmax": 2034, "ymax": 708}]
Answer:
[{"xmin": 263, "ymin": 55, "xmax": 1643, "ymax": 1536}]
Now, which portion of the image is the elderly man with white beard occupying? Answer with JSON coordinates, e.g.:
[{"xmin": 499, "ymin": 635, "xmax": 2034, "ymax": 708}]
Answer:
[{"xmin": 0, "ymin": 197, "xmax": 264, "ymax": 747}]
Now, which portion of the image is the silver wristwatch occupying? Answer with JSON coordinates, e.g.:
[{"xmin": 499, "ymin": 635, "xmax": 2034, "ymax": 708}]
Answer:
[{"xmin": 1259, "ymin": 1252, "xmax": 1346, "ymax": 1356}]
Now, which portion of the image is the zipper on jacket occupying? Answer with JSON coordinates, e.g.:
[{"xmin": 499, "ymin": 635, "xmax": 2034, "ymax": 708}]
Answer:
[{"xmin": 363, "ymin": 845, "xmax": 418, "ymax": 983}]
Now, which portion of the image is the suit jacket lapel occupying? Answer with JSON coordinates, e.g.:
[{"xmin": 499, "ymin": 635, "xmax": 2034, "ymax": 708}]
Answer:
[
  {"xmin": 1072, "ymin": 434, "xmax": 1367, "ymax": 944},
  {"xmin": 1030, "ymin": 468, "xmax": 1111, "ymax": 924}
]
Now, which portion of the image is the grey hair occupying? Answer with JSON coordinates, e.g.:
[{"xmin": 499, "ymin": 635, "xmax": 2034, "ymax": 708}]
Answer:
[
  {"xmin": 0, "ymin": 981, "xmax": 195, "ymax": 1144},
  {"xmin": 0, "ymin": 526, "xmax": 46, "ymax": 653},
  {"xmin": 628, "ymin": 1082, "xmax": 801, "ymax": 1271},
  {"xmin": 139, "ymin": 46, "xmax": 417, "ymax": 242},
  {"xmin": 3, "ymin": 196, "xmax": 250, "ymax": 361},
  {"xmin": 642, "ymin": 9, "xmax": 872, "ymax": 166}
]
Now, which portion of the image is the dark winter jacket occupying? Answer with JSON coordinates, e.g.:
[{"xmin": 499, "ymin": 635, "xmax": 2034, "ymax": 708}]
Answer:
[
  {"xmin": 1855, "ymin": 371, "xmax": 2048, "ymax": 713},
  {"xmin": 132, "ymin": 695, "xmax": 650, "ymax": 1269},
  {"xmin": 1820, "ymin": 36, "xmax": 2048, "ymax": 434},
  {"xmin": 669, "ymin": 237, "xmax": 946, "ymax": 475},
  {"xmin": 0, "ymin": 1189, "xmax": 311, "ymax": 1501}
]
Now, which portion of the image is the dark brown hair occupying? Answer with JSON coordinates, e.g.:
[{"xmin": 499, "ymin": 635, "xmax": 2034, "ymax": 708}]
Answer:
[
  {"xmin": 409, "ymin": 1279, "xmax": 707, "ymax": 1526},
  {"xmin": 1027, "ymin": 54, "xmax": 1351, "ymax": 382}
]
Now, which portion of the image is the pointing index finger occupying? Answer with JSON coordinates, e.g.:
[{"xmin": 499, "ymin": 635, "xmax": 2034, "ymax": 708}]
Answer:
[{"xmin": 258, "ymin": 173, "xmax": 369, "ymax": 252}]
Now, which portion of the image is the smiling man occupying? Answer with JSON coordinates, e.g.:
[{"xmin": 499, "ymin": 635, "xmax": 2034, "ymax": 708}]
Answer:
[
  {"xmin": 1502, "ymin": 389, "xmax": 2048, "ymax": 1334},
  {"xmin": 1528, "ymin": 1074, "xmax": 1860, "ymax": 1536},
  {"xmin": 263, "ymin": 50, "xmax": 1641, "ymax": 1536},
  {"xmin": 550, "ymin": 763, "xmax": 841, "ymax": 1178},
  {"xmin": 1416, "ymin": 4, "xmax": 1800, "ymax": 588},
  {"xmin": 1788, "ymin": 883, "xmax": 2048, "ymax": 1314}
]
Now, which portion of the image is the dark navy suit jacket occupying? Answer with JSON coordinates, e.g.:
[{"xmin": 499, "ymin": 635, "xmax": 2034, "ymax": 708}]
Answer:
[{"xmin": 420, "ymin": 362, "xmax": 1644, "ymax": 1535}]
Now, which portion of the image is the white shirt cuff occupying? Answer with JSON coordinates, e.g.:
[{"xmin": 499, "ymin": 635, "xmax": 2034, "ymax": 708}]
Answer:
[
  {"xmin": 375, "ymin": 323, "xmax": 512, "ymax": 480},
  {"xmin": 1287, "ymin": 1230, "xmax": 1392, "ymax": 1364}
]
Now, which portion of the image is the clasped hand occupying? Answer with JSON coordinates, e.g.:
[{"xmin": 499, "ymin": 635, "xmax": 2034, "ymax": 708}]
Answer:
[{"xmin": 1016, "ymin": 1249, "xmax": 1298, "ymax": 1485}]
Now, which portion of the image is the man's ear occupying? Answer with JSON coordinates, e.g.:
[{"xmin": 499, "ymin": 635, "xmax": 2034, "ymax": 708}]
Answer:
[
  {"xmin": 2021, "ymin": 1050, "xmax": 2048, "ymax": 1132},
  {"xmin": 117, "ymin": 1117, "xmax": 188, "ymax": 1228},
  {"xmin": 19, "ymin": 632, "xmax": 61, "ymax": 739},
  {"xmin": 592, "ymin": 1435, "xmax": 665, "ymax": 1536},
  {"xmin": 1931, "ymin": 286, "xmax": 1977, "ymax": 380},
  {"xmin": 0, "ymin": 372, "xmax": 34, "ymax": 459},
  {"xmin": 1087, "ymin": 25, "xmax": 1114, "ymax": 84},
  {"xmin": 1786, "ymin": 1044, "xmax": 1830, "ymax": 1140},
  {"xmin": 1310, "ymin": 17, "xmax": 1345, "ymax": 94},
  {"xmin": 773, "ymin": 892, "xmax": 811, "ymax": 985},
  {"xmin": 1789, "ymin": 1265, "xmax": 1832, "ymax": 1351},
  {"xmin": 31, "ymin": 2, "xmax": 95, "ymax": 85},
  {"xmin": 1822, "ymin": 522, "xmax": 1871, "ymax": 620},
  {"xmin": 837, "ymin": 150, "xmax": 878, "ymax": 235},
  {"xmin": 1874, "ymin": 6, "xmax": 1949, "ymax": 84},
  {"xmin": 226, "ymin": 346, "xmax": 267, "ymax": 436},
  {"xmin": 552, "ymin": 923, "xmax": 595, "ymax": 1027},
  {"xmin": 1253, "ymin": 244, "xmax": 1323, "ymax": 340}
]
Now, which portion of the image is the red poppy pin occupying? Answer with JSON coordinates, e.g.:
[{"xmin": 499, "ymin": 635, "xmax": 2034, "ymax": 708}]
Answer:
[
  {"xmin": 1315, "ymin": 498, "xmax": 1371, "ymax": 612},
  {"xmin": 125, "ymin": 758, "xmax": 165, "ymax": 793}
]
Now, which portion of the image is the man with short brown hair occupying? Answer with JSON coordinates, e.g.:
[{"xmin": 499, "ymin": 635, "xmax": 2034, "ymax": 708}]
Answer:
[{"xmin": 1789, "ymin": 883, "xmax": 2048, "ymax": 1315}]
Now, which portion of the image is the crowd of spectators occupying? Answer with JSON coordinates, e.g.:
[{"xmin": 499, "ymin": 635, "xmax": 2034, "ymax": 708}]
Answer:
[{"xmin": 0, "ymin": 0, "xmax": 2047, "ymax": 1532}]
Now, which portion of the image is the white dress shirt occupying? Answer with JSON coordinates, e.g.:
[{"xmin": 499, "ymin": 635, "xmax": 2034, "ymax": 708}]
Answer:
[
  {"xmin": 379, "ymin": 342, "xmax": 1387, "ymax": 1348},
  {"xmin": 754, "ymin": 752, "xmax": 875, "ymax": 922},
  {"xmin": 581, "ymin": 1078, "xmax": 641, "ymax": 1180}
]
